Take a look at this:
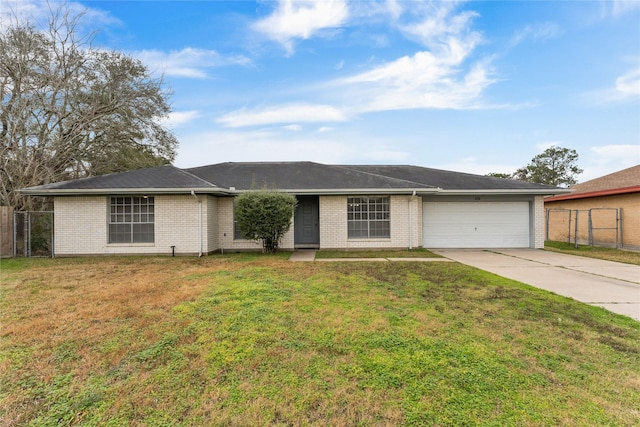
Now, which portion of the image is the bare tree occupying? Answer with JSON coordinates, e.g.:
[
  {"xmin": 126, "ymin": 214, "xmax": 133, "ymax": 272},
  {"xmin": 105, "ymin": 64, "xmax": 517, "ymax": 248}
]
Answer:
[{"xmin": 1, "ymin": 5, "xmax": 178, "ymax": 210}]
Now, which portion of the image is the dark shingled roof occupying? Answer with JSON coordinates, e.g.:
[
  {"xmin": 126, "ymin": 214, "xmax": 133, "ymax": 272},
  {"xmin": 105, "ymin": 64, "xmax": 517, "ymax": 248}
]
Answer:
[
  {"xmin": 185, "ymin": 162, "xmax": 435, "ymax": 190},
  {"xmin": 23, "ymin": 165, "xmax": 217, "ymax": 191},
  {"xmin": 21, "ymin": 161, "xmax": 563, "ymax": 194},
  {"xmin": 344, "ymin": 165, "xmax": 556, "ymax": 190}
]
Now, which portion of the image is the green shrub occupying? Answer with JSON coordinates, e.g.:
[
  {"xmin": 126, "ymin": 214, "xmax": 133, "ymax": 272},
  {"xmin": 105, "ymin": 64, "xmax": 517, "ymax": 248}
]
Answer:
[{"xmin": 234, "ymin": 190, "xmax": 297, "ymax": 253}]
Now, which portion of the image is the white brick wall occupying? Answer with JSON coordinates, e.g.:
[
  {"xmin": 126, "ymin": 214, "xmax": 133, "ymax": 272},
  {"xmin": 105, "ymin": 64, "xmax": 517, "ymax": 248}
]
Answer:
[
  {"xmin": 54, "ymin": 195, "xmax": 206, "ymax": 256},
  {"xmin": 533, "ymin": 195, "xmax": 545, "ymax": 248},
  {"xmin": 206, "ymin": 196, "xmax": 219, "ymax": 253},
  {"xmin": 319, "ymin": 195, "xmax": 422, "ymax": 249},
  {"xmin": 54, "ymin": 193, "xmax": 542, "ymax": 255}
]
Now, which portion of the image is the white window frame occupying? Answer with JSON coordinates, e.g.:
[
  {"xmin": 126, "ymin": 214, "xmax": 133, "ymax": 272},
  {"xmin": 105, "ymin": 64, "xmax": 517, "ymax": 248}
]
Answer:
[
  {"xmin": 108, "ymin": 196, "xmax": 155, "ymax": 243},
  {"xmin": 347, "ymin": 196, "xmax": 390, "ymax": 239}
]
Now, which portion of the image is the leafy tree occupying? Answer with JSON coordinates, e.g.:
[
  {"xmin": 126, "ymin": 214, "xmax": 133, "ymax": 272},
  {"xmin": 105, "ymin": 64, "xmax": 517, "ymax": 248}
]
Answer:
[
  {"xmin": 234, "ymin": 191, "xmax": 297, "ymax": 253},
  {"xmin": 513, "ymin": 146, "xmax": 583, "ymax": 187},
  {"xmin": 0, "ymin": 6, "xmax": 178, "ymax": 211},
  {"xmin": 486, "ymin": 172, "xmax": 513, "ymax": 179}
]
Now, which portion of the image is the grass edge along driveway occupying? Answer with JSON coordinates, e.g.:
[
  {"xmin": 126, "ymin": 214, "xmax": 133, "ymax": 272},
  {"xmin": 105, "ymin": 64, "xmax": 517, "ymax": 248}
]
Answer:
[{"xmin": 1, "ymin": 255, "xmax": 639, "ymax": 426}]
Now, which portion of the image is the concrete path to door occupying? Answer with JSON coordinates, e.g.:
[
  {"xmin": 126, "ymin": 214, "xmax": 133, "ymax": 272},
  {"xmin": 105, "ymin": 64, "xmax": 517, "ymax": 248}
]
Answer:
[{"xmin": 432, "ymin": 249, "xmax": 640, "ymax": 321}]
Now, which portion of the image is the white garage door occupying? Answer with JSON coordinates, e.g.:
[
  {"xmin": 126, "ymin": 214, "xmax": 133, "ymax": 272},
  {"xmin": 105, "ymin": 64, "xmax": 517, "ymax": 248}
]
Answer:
[{"xmin": 423, "ymin": 202, "xmax": 530, "ymax": 248}]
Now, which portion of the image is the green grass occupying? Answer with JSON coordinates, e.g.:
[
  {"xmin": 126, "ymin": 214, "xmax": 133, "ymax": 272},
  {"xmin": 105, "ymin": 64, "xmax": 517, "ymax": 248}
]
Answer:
[
  {"xmin": 545, "ymin": 240, "xmax": 640, "ymax": 265},
  {"xmin": 315, "ymin": 248, "xmax": 441, "ymax": 259},
  {"xmin": 1, "ymin": 256, "xmax": 639, "ymax": 426}
]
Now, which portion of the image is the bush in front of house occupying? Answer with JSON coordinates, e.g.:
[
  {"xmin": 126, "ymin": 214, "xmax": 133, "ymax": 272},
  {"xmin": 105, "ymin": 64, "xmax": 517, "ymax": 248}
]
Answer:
[{"xmin": 234, "ymin": 190, "xmax": 297, "ymax": 253}]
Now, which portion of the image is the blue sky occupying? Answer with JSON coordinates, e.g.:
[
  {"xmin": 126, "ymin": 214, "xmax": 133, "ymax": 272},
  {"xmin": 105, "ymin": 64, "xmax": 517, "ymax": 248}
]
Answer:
[{"xmin": 3, "ymin": 0, "xmax": 639, "ymax": 181}]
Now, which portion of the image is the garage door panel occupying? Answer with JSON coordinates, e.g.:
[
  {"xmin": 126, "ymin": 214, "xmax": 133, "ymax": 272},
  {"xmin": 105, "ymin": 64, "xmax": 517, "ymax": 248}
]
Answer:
[{"xmin": 423, "ymin": 202, "xmax": 530, "ymax": 248}]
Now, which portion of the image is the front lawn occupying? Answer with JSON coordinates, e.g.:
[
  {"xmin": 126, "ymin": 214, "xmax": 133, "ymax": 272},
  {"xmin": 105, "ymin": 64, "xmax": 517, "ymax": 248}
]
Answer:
[
  {"xmin": 315, "ymin": 248, "xmax": 441, "ymax": 259},
  {"xmin": 545, "ymin": 240, "xmax": 640, "ymax": 265},
  {"xmin": 1, "ymin": 256, "xmax": 638, "ymax": 426}
]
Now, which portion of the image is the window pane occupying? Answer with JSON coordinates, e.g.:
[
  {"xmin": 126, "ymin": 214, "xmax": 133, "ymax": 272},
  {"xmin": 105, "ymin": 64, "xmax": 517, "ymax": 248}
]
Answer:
[
  {"xmin": 133, "ymin": 224, "xmax": 154, "ymax": 243},
  {"xmin": 347, "ymin": 196, "xmax": 390, "ymax": 239},
  {"xmin": 109, "ymin": 223, "xmax": 131, "ymax": 243},
  {"xmin": 109, "ymin": 196, "xmax": 154, "ymax": 243}
]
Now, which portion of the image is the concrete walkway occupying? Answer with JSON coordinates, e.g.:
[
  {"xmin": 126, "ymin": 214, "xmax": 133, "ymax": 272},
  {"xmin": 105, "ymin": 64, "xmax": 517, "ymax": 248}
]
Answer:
[
  {"xmin": 432, "ymin": 249, "xmax": 640, "ymax": 321},
  {"xmin": 289, "ymin": 250, "xmax": 317, "ymax": 262}
]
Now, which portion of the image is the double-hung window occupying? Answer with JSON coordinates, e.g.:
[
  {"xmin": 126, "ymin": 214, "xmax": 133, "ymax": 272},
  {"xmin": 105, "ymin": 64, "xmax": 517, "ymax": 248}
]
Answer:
[
  {"xmin": 109, "ymin": 196, "xmax": 155, "ymax": 243},
  {"xmin": 347, "ymin": 197, "xmax": 390, "ymax": 238}
]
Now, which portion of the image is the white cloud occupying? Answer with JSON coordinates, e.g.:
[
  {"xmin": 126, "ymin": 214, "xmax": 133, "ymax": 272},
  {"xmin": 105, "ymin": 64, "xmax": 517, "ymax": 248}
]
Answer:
[
  {"xmin": 160, "ymin": 111, "xmax": 201, "ymax": 128},
  {"xmin": 328, "ymin": 2, "xmax": 494, "ymax": 112},
  {"xmin": 174, "ymin": 129, "xmax": 356, "ymax": 167},
  {"xmin": 1, "ymin": 0, "xmax": 118, "ymax": 33},
  {"xmin": 317, "ymin": 126, "xmax": 334, "ymax": 133},
  {"xmin": 615, "ymin": 68, "xmax": 640, "ymax": 97},
  {"xmin": 216, "ymin": 104, "xmax": 348, "ymax": 127},
  {"xmin": 603, "ymin": 0, "xmax": 640, "ymax": 17},
  {"xmin": 400, "ymin": 6, "xmax": 481, "ymax": 53},
  {"xmin": 337, "ymin": 49, "xmax": 494, "ymax": 112},
  {"xmin": 510, "ymin": 22, "xmax": 561, "ymax": 46},
  {"xmin": 216, "ymin": 2, "xmax": 494, "ymax": 129},
  {"xmin": 282, "ymin": 124, "xmax": 303, "ymax": 131},
  {"xmin": 135, "ymin": 48, "xmax": 251, "ymax": 79},
  {"xmin": 590, "ymin": 144, "xmax": 640, "ymax": 164},
  {"xmin": 580, "ymin": 144, "xmax": 640, "ymax": 181},
  {"xmin": 583, "ymin": 67, "xmax": 640, "ymax": 104},
  {"xmin": 253, "ymin": 0, "xmax": 349, "ymax": 54}
]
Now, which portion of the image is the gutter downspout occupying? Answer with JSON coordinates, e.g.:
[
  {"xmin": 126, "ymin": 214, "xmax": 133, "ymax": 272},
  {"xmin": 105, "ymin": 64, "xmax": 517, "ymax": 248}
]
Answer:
[
  {"xmin": 191, "ymin": 190, "xmax": 203, "ymax": 257},
  {"xmin": 408, "ymin": 190, "xmax": 416, "ymax": 250}
]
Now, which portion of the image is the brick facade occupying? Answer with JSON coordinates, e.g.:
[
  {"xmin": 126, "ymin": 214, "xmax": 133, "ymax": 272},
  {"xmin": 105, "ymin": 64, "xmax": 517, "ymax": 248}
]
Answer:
[
  {"xmin": 54, "ymin": 195, "xmax": 209, "ymax": 256},
  {"xmin": 54, "ymin": 192, "xmax": 544, "ymax": 255},
  {"xmin": 319, "ymin": 195, "xmax": 422, "ymax": 250},
  {"xmin": 545, "ymin": 193, "xmax": 639, "ymax": 250}
]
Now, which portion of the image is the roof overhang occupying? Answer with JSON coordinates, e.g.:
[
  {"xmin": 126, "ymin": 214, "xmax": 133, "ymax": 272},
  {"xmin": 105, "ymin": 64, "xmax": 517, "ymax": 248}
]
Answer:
[
  {"xmin": 18, "ymin": 187, "xmax": 233, "ymax": 196},
  {"xmin": 238, "ymin": 188, "xmax": 438, "ymax": 196},
  {"xmin": 19, "ymin": 187, "xmax": 569, "ymax": 197},
  {"xmin": 545, "ymin": 186, "xmax": 640, "ymax": 202},
  {"xmin": 429, "ymin": 188, "xmax": 571, "ymax": 196}
]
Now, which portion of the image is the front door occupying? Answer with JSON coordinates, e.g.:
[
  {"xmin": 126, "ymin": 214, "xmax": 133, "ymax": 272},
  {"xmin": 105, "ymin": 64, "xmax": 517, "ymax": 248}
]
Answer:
[{"xmin": 294, "ymin": 196, "xmax": 319, "ymax": 248}]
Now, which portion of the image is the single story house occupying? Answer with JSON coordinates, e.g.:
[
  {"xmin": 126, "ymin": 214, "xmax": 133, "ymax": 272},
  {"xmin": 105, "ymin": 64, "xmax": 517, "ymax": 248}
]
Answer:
[
  {"xmin": 545, "ymin": 165, "xmax": 640, "ymax": 250},
  {"xmin": 20, "ymin": 162, "xmax": 566, "ymax": 256}
]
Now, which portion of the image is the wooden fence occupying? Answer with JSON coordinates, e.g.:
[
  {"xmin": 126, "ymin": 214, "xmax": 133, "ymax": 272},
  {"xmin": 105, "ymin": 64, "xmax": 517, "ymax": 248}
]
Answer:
[{"xmin": 0, "ymin": 206, "xmax": 13, "ymax": 257}]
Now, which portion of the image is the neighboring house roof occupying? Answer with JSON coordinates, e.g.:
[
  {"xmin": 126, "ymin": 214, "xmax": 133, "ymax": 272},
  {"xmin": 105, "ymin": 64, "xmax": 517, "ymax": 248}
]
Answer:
[
  {"xmin": 546, "ymin": 165, "xmax": 640, "ymax": 202},
  {"xmin": 20, "ymin": 161, "xmax": 565, "ymax": 196}
]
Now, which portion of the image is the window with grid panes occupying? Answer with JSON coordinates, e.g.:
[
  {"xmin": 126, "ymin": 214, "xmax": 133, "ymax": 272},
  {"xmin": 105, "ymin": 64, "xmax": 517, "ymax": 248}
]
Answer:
[
  {"xmin": 347, "ymin": 197, "xmax": 390, "ymax": 238},
  {"xmin": 108, "ymin": 196, "xmax": 155, "ymax": 243}
]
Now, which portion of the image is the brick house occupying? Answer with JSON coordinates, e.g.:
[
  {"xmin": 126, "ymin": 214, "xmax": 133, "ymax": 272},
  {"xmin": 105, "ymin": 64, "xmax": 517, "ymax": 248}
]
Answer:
[
  {"xmin": 545, "ymin": 165, "xmax": 640, "ymax": 250},
  {"xmin": 20, "ymin": 162, "xmax": 566, "ymax": 256}
]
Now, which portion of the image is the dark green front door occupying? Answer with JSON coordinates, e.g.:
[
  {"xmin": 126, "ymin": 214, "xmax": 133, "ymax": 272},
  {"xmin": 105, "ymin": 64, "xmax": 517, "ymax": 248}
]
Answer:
[{"xmin": 294, "ymin": 196, "xmax": 319, "ymax": 247}]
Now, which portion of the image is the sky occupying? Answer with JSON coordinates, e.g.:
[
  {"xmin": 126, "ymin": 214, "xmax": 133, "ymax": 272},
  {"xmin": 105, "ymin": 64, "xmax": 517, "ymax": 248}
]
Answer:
[{"xmin": 2, "ymin": 0, "xmax": 639, "ymax": 182}]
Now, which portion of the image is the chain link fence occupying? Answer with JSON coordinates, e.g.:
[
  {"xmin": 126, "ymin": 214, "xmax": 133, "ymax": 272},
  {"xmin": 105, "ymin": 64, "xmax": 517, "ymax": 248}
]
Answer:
[
  {"xmin": 13, "ymin": 211, "xmax": 54, "ymax": 257},
  {"xmin": 546, "ymin": 207, "xmax": 622, "ymax": 248}
]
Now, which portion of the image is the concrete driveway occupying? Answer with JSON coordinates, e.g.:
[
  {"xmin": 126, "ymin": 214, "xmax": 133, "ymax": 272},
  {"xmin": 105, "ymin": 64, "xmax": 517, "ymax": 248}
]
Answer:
[{"xmin": 432, "ymin": 249, "xmax": 640, "ymax": 321}]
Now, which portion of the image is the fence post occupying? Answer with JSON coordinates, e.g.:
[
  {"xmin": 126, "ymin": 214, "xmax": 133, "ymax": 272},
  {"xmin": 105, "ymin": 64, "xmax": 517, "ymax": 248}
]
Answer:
[
  {"xmin": 573, "ymin": 210, "xmax": 578, "ymax": 248},
  {"xmin": 589, "ymin": 209, "xmax": 593, "ymax": 246},
  {"xmin": 545, "ymin": 208, "xmax": 549, "ymax": 241},
  {"xmin": 619, "ymin": 208, "xmax": 624, "ymax": 249}
]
